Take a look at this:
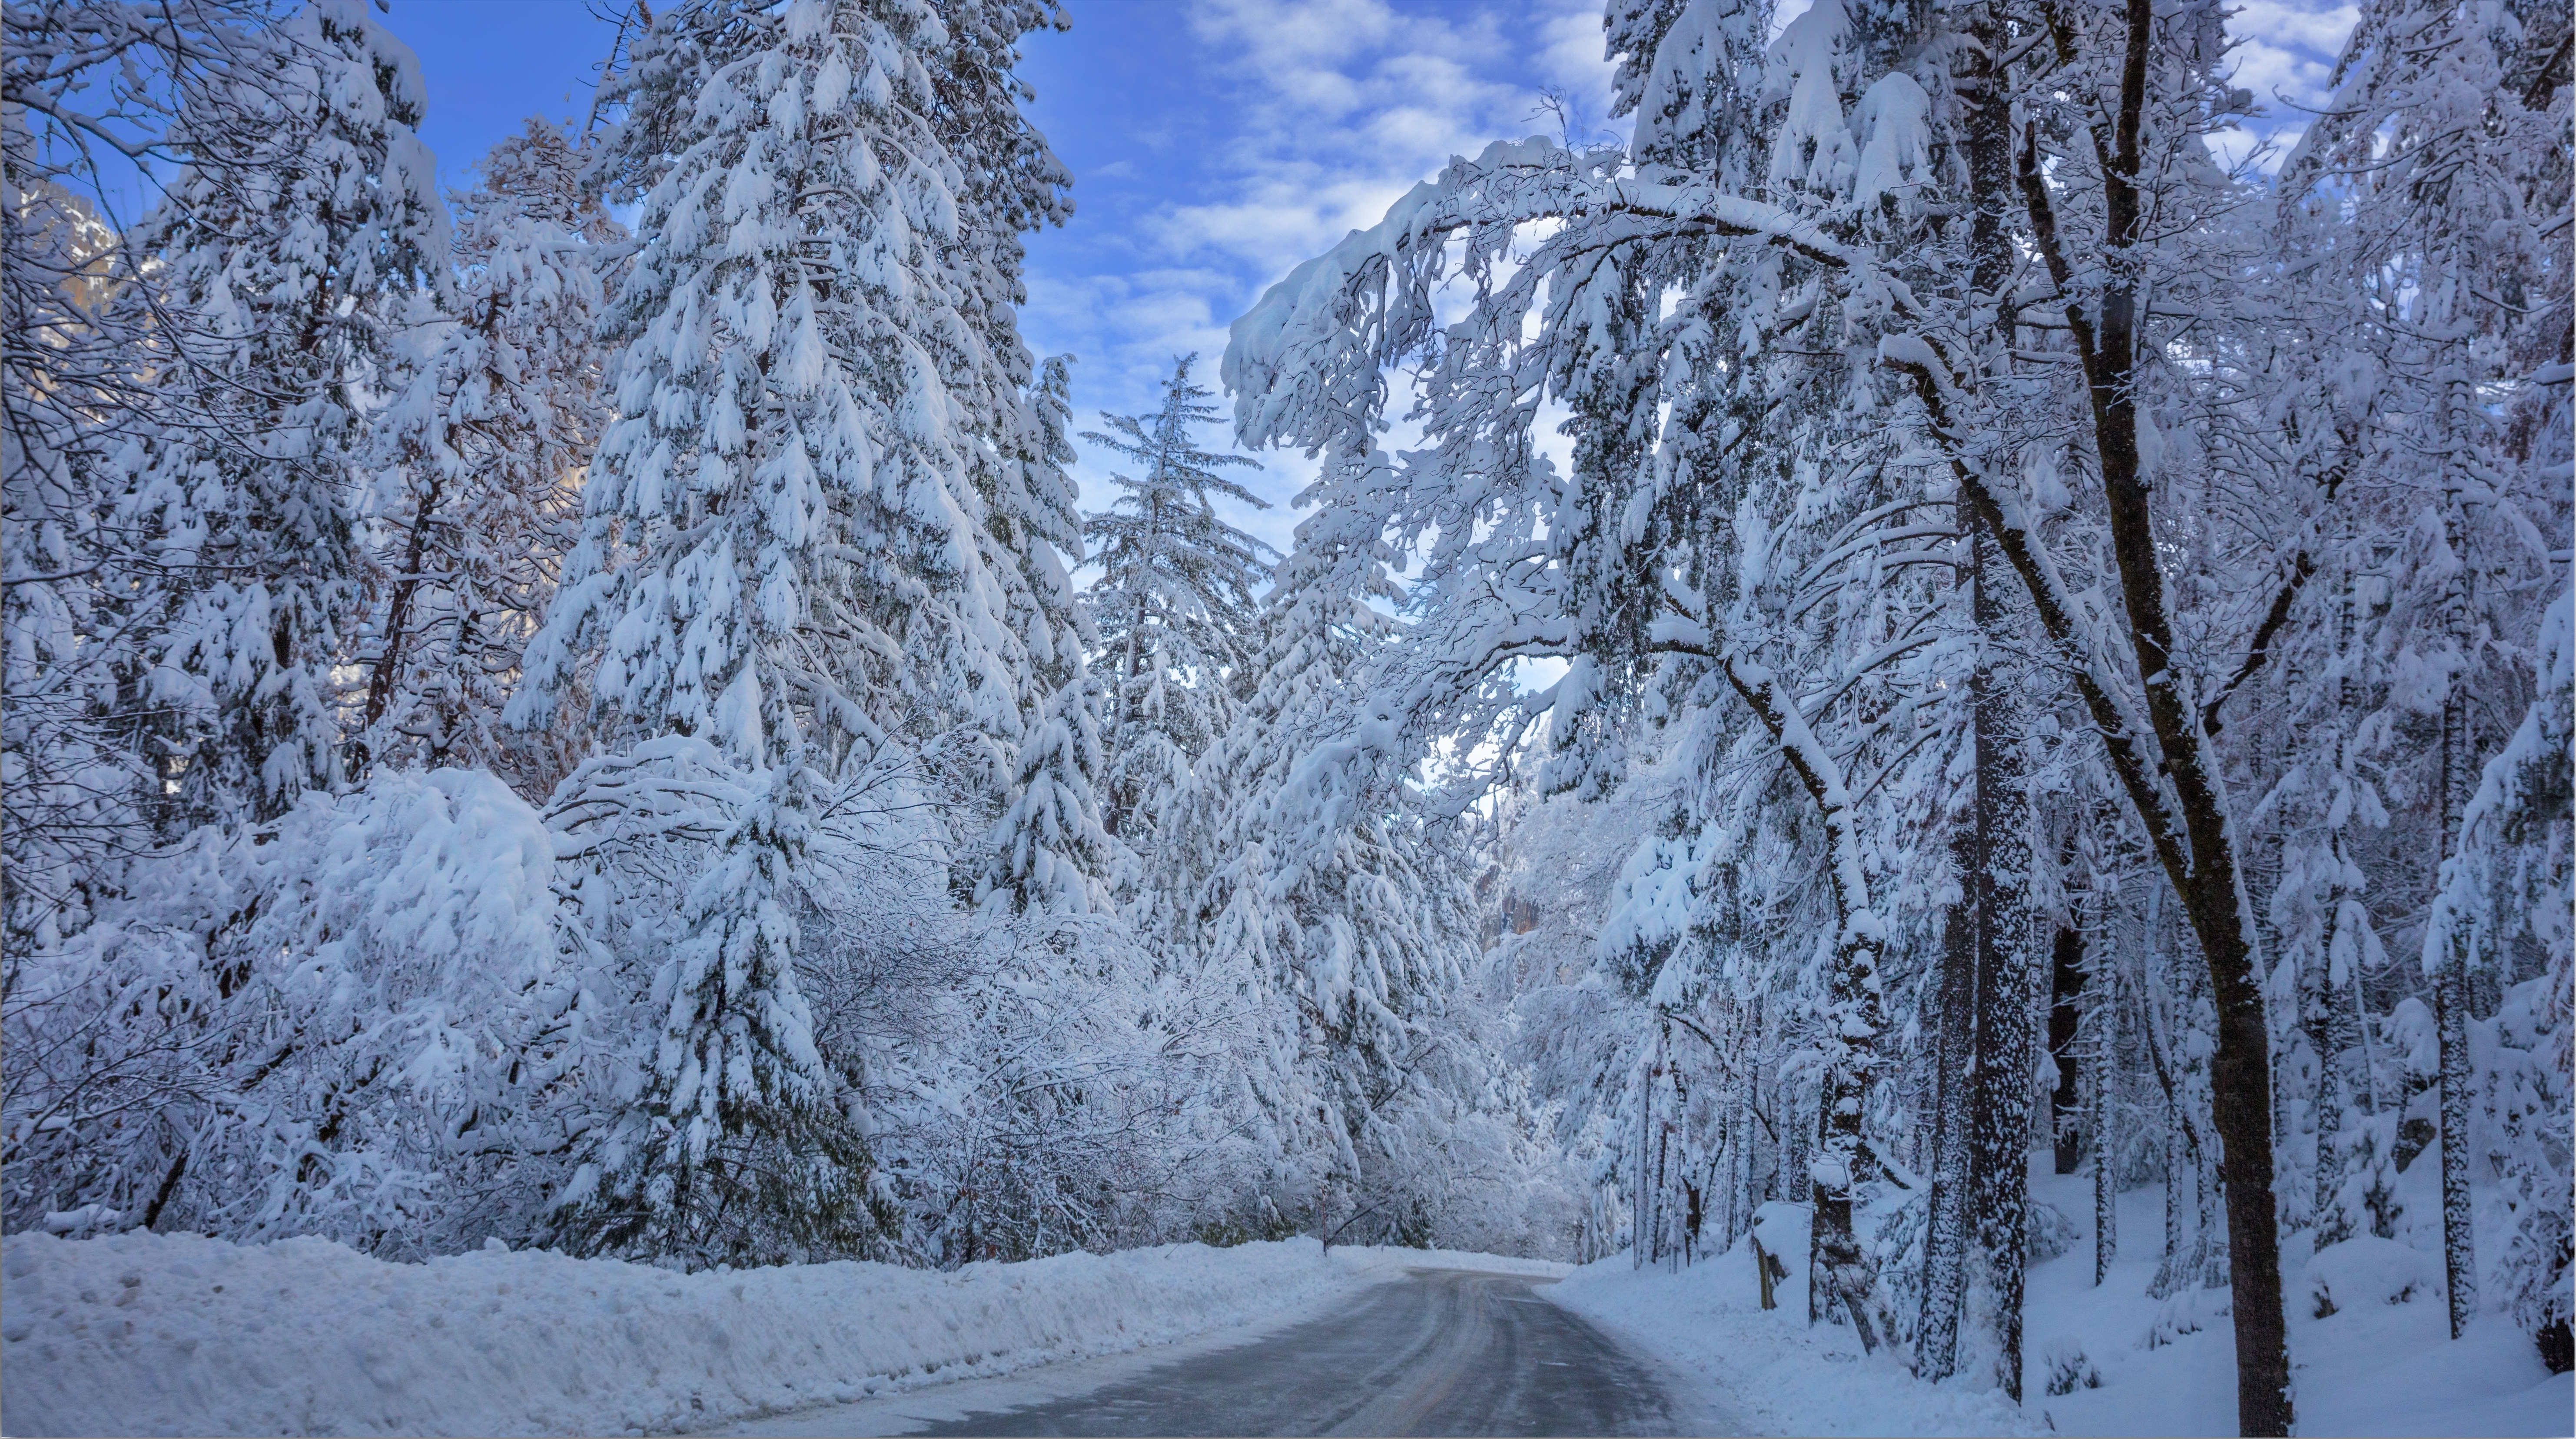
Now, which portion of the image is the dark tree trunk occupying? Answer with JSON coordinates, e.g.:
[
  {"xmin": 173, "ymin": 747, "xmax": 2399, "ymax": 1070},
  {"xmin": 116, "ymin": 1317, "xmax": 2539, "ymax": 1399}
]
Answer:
[
  {"xmin": 2435, "ymin": 677, "xmax": 2480, "ymax": 1339},
  {"xmin": 2093, "ymin": 971, "xmax": 2118, "ymax": 1286},
  {"xmin": 1963, "ymin": 0, "xmax": 2292, "ymax": 1416},
  {"xmin": 2310, "ymin": 572, "xmax": 2369, "ymax": 1245},
  {"xmin": 1906, "ymin": 11, "xmax": 2034, "ymax": 1392},
  {"xmin": 1712, "ymin": 658, "xmax": 1888, "ymax": 1352},
  {"xmin": 2052, "ymin": 924, "xmax": 2088, "ymax": 1173},
  {"xmin": 357, "ymin": 466, "xmax": 442, "ymax": 764},
  {"xmin": 1873, "ymin": 0, "xmax": 2294, "ymax": 1413}
]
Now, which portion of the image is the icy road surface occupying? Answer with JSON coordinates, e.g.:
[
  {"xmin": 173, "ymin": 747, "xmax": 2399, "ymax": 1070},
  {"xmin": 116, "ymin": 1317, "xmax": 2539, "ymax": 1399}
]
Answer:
[{"xmin": 726, "ymin": 1267, "xmax": 1727, "ymax": 1438}]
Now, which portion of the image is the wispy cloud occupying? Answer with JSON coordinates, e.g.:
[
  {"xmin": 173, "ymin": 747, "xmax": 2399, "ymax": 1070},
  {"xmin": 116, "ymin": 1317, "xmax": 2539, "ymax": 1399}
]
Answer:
[
  {"xmin": 1020, "ymin": 0, "xmax": 1613, "ymax": 562},
  {"xmin": 2200, "ymin": 0, "xmax": 2355, "ymax": 170}
]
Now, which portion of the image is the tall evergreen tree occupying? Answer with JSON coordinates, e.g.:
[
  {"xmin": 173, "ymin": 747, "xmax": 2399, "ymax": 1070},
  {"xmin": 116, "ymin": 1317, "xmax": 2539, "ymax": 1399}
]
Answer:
[
  {"xmin": 527, "ymin": 0, "xmax": 1066, "ymax": 1264},
  {"xmin": 1081, "ymin": 355, "xmax": 1273, "ymax": 844},
  {"xmin": 2283, "ymin": 0, "xmax": 2572, "ymax": 1340},
  {"xmin": 978, "ymin": 355, "xmax": 1116, "ymax": 915},
  {"xmin": 1188, "ymin": 440, "xmax": 1480, "ymax": 1219}
]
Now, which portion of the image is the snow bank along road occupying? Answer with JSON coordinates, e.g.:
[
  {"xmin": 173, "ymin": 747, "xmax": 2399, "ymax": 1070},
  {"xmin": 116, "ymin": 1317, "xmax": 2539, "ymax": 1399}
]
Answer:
[
  {"xmin": 729, "ymin": 1267, "xmax": 1723, "ymax": 1437},
  {"xmin": 4, "ymin": 1230, "xmax": 1737, "ymax": 1437}
]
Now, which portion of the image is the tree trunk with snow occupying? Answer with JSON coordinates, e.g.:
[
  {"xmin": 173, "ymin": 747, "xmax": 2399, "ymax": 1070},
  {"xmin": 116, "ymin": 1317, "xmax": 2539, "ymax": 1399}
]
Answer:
[
  {"xmin": 2434, "ymin": 596, "xmax": 2481, "ymax": 1339},
  {"xmin": 1720, "ymin": 659, "xmax": 1888, "ymax": 1351},
  {"xmin": 2093, "ymin": 963, "xmax": 2118, "ymax": 1287},
  {"xmin": 1965, "ymin": 513, "xmax": 2036, "ymax": 1401},
  {"xmin": 1919, "ymin": 872, "xmax": 1978, "ymax": 1378},
  {"xmin": 1874, "ymin": 0, "xmax": 2299, "ymax": 1416}
]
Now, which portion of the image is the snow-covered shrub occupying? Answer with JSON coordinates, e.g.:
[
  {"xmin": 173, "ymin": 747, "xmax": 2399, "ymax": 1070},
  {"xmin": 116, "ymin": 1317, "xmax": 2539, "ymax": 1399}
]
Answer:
[
  {"xmin": 2141, "ymin": 1290, "xmax": 2221, "ymax": 1351},
  {"xmin": 853, "ymin": 910, "xmax": 1271, "ymax": 1266},
  {"xmin": 2307, "ymin": 1236, "xmax": 2438, "ymax": 1317},
  {"xmin": 3, "ymin": 769, "xmax": 576, "ymax": 1252},
  {"xmin": 2039, "ymin": 1338, "xmax": 2101, "ymax": 1396},
  {"xmin": 2026, "ymin": 1202, "xmax": 2079, "ymax": 1264}
]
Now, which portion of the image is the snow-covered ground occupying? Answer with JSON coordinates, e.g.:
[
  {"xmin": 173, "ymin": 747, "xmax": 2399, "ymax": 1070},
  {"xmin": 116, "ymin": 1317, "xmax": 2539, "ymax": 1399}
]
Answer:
[
  {"xmin": 0, "ymin": 1230, "xmax": 1556, "ymax": 1438},
  {"xmin": 1553, "ymin": 1163, "xmax": 2575, "ymax": 1438},
  {"xmin": 1553, "ymin": 1203, "xmax": 2044, "ymax": 1437},
  {"xmin": 2020, "ymin": 1163, "xmax": 2569, "ymax": 1438},
  {"xmin": 10, "ymin": 1183, "xmax": 2563, "ymax": 1439}
]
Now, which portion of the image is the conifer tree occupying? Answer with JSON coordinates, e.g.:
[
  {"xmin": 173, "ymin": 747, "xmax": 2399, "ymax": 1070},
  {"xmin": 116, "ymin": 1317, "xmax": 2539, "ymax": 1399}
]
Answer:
[
  {"xmin": 976, "ymin": 354, "xmax": 1117, "ymax": 914},
  {"xmin": 528, "ymin": 0, "xmax": 1056, "ymax": 1264},
  {"xmin": 2287, "ymin": 0, "xmax": 2571, "ymax": 1340},
  {"xmin": 979, "ymin": 665, "xmax": 1115, "ymax": 915},
  {"xmin": 118, "ymin": 0, "xmax": 449, "ymax": 829},
  {"xmin": 993, "ymin": 356, "xmax": 1093, "ymax": 705},
  {"xmin": 1081, "ymin": 355, "xmax": 1272, "ymax": 844},
  {"xmin": 1190, "ymin": 439, "xmax": 1481, "ymax": 1230}
]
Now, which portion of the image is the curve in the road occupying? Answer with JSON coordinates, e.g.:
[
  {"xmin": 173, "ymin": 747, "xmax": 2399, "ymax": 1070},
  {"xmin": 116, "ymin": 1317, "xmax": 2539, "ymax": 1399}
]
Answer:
[{"xmin": 884, "ymin": 1268, "xmax": 1680, "ymax": 1438}]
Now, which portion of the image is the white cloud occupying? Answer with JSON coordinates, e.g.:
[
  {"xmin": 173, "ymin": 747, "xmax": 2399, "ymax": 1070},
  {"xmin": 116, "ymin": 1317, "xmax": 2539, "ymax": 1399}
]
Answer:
[
  {"xmin": 2202, "ymin": 0, "xmax": 2356, "ymax": 170},
  {"xmin": 1536, "ymin": 5, "xmax": 1609, "ymax": 91},
  {"xmin": 1160, "ymin": 0, "xmax": 1613, "ymax": 277},
  {"xmin": 2229, "ymin": 0, "xmax": 2355, "ymax": 110},
  {"xmin": 1030, "ymin": 0, "xmax": 1618, "ymax": 540}
]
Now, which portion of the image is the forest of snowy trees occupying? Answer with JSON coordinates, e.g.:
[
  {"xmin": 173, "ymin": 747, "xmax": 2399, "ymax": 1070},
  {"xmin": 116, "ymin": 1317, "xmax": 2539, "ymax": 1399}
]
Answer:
[
  {"xmin": 4, "ymin": 0, "xmax": 1564, "ymax": 1275},
  {"xmin": 2, "ymin": 0, "xmax": 2567, "ymax": 1434}
]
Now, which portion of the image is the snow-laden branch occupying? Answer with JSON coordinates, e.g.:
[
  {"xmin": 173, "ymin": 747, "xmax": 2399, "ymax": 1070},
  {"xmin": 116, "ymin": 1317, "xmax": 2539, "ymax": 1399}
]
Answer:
[{"xmin": 1225, "ymin": 136, "xmax": 1872, "ymax": 455}]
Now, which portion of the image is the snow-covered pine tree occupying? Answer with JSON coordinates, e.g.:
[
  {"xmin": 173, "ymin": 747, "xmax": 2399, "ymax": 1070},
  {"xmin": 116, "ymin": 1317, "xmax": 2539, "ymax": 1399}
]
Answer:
[
  {"xmin": 2421, "ymin": 587, "xmax": 2573, "ymax": 1368},
  {"xmin": 1607, "ymin": 0, "xmax": 1768, "ymax": 189},
  {"xmin": 114, "ymin": 0, "xmax": 449, "ymax": 831},
  {"xmin": 924, "ymin": 5, "xmax": 1090, "ymax": 814},
  {"xmin": 975, "ymin": 354, "xmax": 1118, "ymax": 915},
  {"xmin": 979, "ymin": 664, "xmax": 1114, "ymax": 916},
  {"xmin": 1081, "ymin": 355, "xmax": 1273, "ymax": 847},
  {"xmin": 996, "ymin": 355, "xmax": 1092, "ymax": 695},
  {"xmin": 359, "ymin": 118, "xmax": 623, "ymax": 787},
  {"xmin": 528, "ymin": 0, "xmax": 1068, "ymax": 1265},
  {"xmin": 6, "ymin": 0, "xmax": 303, "ymax": 1238}
]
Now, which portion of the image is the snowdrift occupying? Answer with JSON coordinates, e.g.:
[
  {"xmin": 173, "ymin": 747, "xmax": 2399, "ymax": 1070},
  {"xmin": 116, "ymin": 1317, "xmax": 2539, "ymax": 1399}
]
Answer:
[{"xmin": 0, "ymin": 1230, "xmax": 1477, "ymax": 1437}]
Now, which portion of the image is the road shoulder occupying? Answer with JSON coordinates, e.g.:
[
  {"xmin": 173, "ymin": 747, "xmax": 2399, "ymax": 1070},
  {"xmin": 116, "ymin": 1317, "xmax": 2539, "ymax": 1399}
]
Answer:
[{"xmin": 714, "ymin": 1265, "xmax": 1398, "ymax": 1437}]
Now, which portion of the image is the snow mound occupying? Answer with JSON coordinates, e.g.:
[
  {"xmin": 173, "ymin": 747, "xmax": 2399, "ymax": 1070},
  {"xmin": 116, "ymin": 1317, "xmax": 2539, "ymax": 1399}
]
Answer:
[
  {"xmin": 2304, "ymin": 1234, "xmax": 2438, "ymax": 1317},
  {"xmin": 0, "ymin": 1230, "xmax": 1397, "ymax": 1437},
  {"xmin": 2027, "ymin": 1200, "xmax": 2079, "ymax": 1263},
  {"xmin": 2017, "ymin": 1161, "xmax": 2568, "ymax": 1436}
]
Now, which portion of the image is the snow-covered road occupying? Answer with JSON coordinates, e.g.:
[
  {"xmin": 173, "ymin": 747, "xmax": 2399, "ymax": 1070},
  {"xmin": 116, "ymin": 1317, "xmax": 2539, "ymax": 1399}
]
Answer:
[{"xmin": 724, "ymin": 1268, "xmax": 1736, "ymax": 1438}]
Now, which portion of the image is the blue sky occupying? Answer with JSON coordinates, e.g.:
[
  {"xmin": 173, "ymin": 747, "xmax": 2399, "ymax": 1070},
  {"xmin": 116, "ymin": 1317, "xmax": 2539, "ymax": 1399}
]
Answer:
[{"xmin": 388, "ymin": 0, "xmax": 2356, "ymax": 560}]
